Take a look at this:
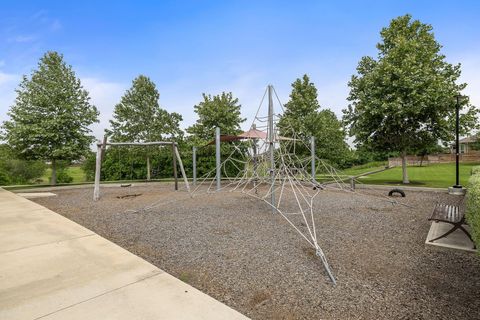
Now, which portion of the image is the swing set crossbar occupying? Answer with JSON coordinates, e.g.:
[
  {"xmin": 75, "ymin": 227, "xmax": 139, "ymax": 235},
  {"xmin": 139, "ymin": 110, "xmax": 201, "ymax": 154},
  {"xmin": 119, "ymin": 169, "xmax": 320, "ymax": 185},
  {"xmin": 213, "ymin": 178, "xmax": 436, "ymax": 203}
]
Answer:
[{"xmin": 98, "ymin": 141, "xmax": 176, "ymax": 147}]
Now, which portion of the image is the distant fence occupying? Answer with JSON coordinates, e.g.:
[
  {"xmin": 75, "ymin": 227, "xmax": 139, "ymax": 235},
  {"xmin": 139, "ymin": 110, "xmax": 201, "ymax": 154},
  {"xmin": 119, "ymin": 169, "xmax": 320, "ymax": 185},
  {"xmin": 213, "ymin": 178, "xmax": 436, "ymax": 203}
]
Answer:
[{"xmin": 388, "ymin": 151, "xmax": 480, "ymax": 167}]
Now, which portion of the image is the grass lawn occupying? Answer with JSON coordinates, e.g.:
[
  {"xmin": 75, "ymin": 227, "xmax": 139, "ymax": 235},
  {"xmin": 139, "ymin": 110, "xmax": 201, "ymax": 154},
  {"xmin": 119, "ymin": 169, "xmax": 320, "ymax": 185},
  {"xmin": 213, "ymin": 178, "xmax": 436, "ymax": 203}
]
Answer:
[
  {"xmin": 316, "ymin": 161, "xmax": 387, "ymax": 182},
  {"xmin": 340, "ymin": 161, "xmax": 388, "ymax": 177},
  {"xmin": 357, "ymin": 162, "xmax": 480, "ymax": 188},
  {"xmin": 40, "ymin": 165, "xmax": 86, "ymax": 184}
]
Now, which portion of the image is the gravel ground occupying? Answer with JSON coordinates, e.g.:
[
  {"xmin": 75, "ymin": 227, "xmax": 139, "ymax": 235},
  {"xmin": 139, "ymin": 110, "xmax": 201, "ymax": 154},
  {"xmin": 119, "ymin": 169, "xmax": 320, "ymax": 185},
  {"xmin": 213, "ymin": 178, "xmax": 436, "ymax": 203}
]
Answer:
[{"xmin": 33, "ymin": 184, "xmax": 480, "ymax": 320}]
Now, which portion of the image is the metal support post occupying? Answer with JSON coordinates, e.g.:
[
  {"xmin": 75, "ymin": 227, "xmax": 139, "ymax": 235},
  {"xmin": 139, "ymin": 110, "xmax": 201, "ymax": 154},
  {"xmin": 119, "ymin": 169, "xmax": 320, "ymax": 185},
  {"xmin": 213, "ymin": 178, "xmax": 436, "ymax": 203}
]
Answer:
[
  {"xmin": 93, "ymin": 141, "xmax": 102, "ymax": 201},
  {"xmin": 172, "ymin": 143, "xmax": 178, "ymax": 190},
  {"xmin": 268, "ymin": 85, "xmax": 275, "ymax": 213},
  {"xmin": 311, "ymin": 136, "xmax": 315, "ymax": 181},
  {"xmin": 216, "ymin": 127, "xmax": 221, "ymax": 191},
  {"xmin": 192, "ymin": 146, "xmax": 197, "ymax": 187}
]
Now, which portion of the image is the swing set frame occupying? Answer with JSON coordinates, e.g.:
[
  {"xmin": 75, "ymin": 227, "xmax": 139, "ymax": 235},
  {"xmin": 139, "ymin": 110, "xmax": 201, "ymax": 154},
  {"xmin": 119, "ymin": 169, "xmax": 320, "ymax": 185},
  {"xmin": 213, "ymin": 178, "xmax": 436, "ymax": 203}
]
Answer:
[{"xmin": 93, "ymin": 136, "xmax": 190, "ymax": 201}]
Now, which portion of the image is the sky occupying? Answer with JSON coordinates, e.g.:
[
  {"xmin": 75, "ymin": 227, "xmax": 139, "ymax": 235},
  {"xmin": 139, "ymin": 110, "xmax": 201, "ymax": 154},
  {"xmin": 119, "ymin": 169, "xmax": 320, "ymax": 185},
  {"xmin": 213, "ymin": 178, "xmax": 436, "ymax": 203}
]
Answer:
[{"xmin": 0, "ymin": 0, "xmax": 479, "ymax": 141}]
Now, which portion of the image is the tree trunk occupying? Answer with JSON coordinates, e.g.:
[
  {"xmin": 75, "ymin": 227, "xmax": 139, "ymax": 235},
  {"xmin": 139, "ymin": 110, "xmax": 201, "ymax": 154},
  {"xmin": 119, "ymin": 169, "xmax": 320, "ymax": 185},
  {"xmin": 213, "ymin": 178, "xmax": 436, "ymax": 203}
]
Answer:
[
  {"xmin": 51, "ymin": 159, "xmax": 57, "ymax": 186},
  {"xmin": 401, "ymin": 150, "xmax": 409, "ymax": 184},
  {"xmin": 146, "ymin": 156, "xmax": 151, "ymax": 181}
]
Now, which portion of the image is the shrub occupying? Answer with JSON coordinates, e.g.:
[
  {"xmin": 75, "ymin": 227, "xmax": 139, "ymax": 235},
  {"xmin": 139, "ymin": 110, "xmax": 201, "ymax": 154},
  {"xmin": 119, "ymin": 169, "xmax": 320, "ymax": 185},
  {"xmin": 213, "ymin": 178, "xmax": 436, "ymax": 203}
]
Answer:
[
  {"xmin": 56, "ymin": 168, "xmax": 73, "ymax": 183},
  {"xmin": 0, "ymin": 159, "xmax": 47, "ymax": 185},
  {"xmin": 81, "ymin": 151, "xmax": 96, "ymax": 181},
  {"xmin": 50, "ymin": 160, "xmax": 73, "ymax": 184},
  {"xmin": 471, "ymin": 166, "xmax": 480, "ymax": 176},
  {"xmin": 0, "ymin": 171, "xmax": 11, "ymax": 185},
  {"xmin": 466, "ymin": 172, "xmax": 480, "ymax": 250},
  {"xmin": 80, "ymin": 143, "xmax": 242, "ymax": 182}
]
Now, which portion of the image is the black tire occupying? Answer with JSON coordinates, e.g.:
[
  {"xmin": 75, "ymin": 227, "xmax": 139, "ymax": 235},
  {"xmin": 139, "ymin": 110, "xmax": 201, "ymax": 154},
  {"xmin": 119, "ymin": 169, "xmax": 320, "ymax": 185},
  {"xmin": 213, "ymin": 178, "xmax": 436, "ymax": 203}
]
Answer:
[{"xmin": 388, "ymin": 188, "xmax": 405, "ymax": 197}]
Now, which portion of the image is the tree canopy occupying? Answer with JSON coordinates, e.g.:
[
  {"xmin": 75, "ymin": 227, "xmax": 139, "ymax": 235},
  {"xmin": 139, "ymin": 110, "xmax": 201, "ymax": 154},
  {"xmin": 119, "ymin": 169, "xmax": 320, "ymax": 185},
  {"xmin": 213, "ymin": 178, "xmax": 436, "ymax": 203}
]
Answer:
[
  {"xmin": 186, "ymin": 92, "xmax": 245, "ymax": 142},
  {"xmin": 107, "ymin": 75, "xmax": 183, "ymax": 180},
  {"xmin": 2, "ymin": 51, "xmax": 99, "ymax": 185},
  {"xmin": 279, "ymin": 74, "xmax": 350, "ymax": 166},
  {"xmin": 343, "ymin": 14, "xmax": 478, "ymax": 183},
  {"xmin": 108, "ymin": 75, "xmax": 183, "ymax": 142}
]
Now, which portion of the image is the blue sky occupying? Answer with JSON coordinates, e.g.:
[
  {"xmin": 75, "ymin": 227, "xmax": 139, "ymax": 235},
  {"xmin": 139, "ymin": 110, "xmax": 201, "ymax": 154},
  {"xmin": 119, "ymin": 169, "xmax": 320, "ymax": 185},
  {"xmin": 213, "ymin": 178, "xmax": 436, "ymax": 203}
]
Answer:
[{"xmin": 0, "ymin": 1, "xmax": 479, "ymax": 139}]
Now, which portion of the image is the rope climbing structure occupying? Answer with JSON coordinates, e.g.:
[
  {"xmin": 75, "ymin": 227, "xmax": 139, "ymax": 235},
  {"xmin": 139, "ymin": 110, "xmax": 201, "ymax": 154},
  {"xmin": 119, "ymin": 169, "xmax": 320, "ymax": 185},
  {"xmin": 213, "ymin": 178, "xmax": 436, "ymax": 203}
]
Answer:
[{"xmin": 189, "ymin": 85, "xmax": 354, "ymax": 285}]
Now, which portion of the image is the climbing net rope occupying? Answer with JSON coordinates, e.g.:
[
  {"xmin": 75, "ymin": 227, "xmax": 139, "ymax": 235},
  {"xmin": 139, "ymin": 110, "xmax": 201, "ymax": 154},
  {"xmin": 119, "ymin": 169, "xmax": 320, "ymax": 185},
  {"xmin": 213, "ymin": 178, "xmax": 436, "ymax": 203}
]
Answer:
[
  {"xmin": 186, "ymin": 86, "xmax": 359, "ymax": 284},
  {"xmin": 128, "ymin": 85, "xmax": 407, "ymax": 285}
]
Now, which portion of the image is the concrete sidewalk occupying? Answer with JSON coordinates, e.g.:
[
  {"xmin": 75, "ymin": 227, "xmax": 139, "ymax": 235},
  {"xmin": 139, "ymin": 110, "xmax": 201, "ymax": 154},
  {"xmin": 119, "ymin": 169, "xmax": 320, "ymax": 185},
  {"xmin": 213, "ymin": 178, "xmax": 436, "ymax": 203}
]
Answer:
[{"xmin": 0, "ymin": 188, "xmax": 248, "ymax": 320}]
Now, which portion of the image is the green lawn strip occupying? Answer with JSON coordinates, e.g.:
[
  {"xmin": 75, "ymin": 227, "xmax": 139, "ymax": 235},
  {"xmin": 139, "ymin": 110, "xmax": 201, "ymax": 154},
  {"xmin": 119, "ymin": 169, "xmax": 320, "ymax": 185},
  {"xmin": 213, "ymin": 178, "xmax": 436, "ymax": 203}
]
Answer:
[
  {"xmin": 316, "ymin": 161, "xmax": 387, "ymax": 180},
  {"xmin": 40, "ymin": 165, "xmax": 86, "ymax": 184},
  {"xmin": 357, "ymin": 163, "xmax": 480, "ymax": 188},
  {"xmin": 340, "ymin": 166, "xmax": 387, "ymax": 177},
  {"xmin": 2, "ymin": 178, "xmax": 180, "ymax": 191},
  {"xmin": 67, "ymin": 166, "xmax": 86, "ymax": 182}
]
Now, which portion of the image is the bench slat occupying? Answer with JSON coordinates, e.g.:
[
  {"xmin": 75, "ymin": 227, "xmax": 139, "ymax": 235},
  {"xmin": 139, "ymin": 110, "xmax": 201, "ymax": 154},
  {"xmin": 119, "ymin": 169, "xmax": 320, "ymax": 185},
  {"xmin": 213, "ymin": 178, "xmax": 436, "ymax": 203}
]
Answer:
[{"xmin": 430, "ymin": 203, "xmax": 463, "ymax": 223}]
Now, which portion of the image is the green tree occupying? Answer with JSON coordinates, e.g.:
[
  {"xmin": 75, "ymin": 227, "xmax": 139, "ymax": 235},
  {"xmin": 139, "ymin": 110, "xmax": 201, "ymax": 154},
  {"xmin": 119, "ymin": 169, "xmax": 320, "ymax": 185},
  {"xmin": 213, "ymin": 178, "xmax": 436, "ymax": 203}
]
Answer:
[
  {"xmin": 343, "ymin": 15, "xmax": 478, "ymax": 183},
  {"xmin": 186, "ymin": 92, "xmax": 245, "ymax": 177},
  {"xmin": 187, "ymin": 92, "xmax": 245, "ymax": 142},
  {"xmin": 279, "ymin": 74, "xmax": 350, "ymax": 166},
  {"xmin": 108, "ymin": 75, "xmax": 183, "ymax": 180},
  {"xmin": 2, "ymin": 51, "xmax": 99, "ymax": 185}
]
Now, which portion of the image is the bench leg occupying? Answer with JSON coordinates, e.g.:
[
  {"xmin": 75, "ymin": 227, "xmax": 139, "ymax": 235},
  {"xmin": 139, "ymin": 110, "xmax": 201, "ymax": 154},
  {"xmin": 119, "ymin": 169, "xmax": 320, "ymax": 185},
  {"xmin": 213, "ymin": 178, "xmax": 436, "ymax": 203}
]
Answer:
[
  {"xmin": 458, "ymin": 225, "xmax": 476, "ymax": 249},
  {"xmin": 429, "ymin": 224, "xmax": 459, "ymax": 243},
  {"xmin": 430, "ymin": 223, "xmax": 476, "ymax": 249}
]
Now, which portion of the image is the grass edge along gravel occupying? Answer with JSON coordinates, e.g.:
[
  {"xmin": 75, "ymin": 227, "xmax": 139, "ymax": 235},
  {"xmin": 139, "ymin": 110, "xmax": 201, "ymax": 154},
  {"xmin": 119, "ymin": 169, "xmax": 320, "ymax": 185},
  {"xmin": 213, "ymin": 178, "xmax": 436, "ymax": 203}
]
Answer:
[{"xmin": 466, "ymin": 165, "xmax": 480, "ymax": 251}]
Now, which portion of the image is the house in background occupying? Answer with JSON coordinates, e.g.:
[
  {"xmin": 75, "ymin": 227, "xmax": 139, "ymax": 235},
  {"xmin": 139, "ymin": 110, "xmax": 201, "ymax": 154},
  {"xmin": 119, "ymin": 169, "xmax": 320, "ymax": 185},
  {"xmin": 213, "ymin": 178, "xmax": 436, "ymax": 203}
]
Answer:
[{"xmin": 450, "ymin": 136, "xmax": 479, "ymax": 154}]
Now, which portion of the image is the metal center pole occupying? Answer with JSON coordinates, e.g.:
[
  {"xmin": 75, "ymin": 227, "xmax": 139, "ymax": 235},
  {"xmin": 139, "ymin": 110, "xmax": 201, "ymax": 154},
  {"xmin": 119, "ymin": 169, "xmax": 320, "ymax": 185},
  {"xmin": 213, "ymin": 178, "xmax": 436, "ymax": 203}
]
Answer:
[
  {"xmin": 311, "ymin": 136, "xmax": 315, "ymax": 181},
  {"xmin": 216, "ymin": 127, "xmax": 221, "ymax": 191},
  {"xmin": 268, "ymin": 85, "xmax": 275, "ymax": 213},
  {"xmin": 192, "ymin": 146, "xmax": 197, "ymax": 187}
]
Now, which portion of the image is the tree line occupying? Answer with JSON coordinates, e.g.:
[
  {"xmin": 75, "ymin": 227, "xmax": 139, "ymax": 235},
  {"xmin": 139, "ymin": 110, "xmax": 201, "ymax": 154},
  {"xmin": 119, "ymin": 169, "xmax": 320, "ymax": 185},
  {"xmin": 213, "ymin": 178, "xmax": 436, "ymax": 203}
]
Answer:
[{"xmin": 1, "ymin": 14, "xmax": 478, "ymax": 185}]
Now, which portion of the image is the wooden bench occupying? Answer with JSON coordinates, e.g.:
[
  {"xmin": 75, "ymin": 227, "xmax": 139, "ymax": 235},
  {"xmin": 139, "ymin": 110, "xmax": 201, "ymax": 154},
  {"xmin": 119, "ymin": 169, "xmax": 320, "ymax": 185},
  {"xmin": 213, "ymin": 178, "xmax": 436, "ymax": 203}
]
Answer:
[{"xmin": 428, "ymin": 198, "xmax": 476, "ymax": 249}]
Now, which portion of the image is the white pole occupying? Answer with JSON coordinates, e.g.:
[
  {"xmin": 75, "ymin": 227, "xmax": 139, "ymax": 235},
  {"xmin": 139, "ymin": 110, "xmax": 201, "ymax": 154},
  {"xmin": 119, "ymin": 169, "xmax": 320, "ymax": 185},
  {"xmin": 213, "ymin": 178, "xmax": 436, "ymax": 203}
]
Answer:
[
  {"xmin": 311, "ymin": 136, "xmax": 315, "ymax": 181},
  {"xmin": 192, "ymin": 146, "xmax": 197, "ymax": 187},
  {"xmin": 216, "ymin": 127, "xmax": 221, "ymax": 191},
  {"xmin": 93, "ymin": 142, "xmax": 102, "ymax": 201},
  {"xmin": 268, "ymin": 85, "xmax": 275, "ymax": 213}
]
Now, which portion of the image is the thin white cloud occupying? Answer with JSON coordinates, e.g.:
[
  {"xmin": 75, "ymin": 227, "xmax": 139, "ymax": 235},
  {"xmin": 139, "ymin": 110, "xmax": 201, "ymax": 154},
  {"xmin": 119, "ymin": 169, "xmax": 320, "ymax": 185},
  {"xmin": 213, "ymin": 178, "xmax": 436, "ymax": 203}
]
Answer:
[
  {"xmin": 157, "ymin": 64, "xmax": 271, "ymax": 133},
  {"xmin": 8, "ymin": 35, "xmax": 36, "ymax": 43},
  {"xmin": 458, "ymin": 55, "xmax": 480, "ymax": 108},
  {"xmin": 81, "ymin": 77, "xmax": 127, "ymax": 140},
  {"xmin": 32, "ymin": 10, "xmax": 48, "ymax": 21},
  {"xmin": 0, "ymin": 71, "xmax": 17, "ymax": 86},
  {"xmin": 50, "ymin": 19, "xmax": 62, "ymax": 32},
  {"xmin": 0, "ymin": 72, "xmax": 20, "ymax": 124}
]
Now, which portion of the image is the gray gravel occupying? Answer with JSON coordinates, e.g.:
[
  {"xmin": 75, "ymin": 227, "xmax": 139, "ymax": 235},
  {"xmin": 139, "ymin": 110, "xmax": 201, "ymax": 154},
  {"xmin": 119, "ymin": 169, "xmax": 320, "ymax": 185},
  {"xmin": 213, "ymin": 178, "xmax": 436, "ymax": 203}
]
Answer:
[{"xmin": 33, "ymin": 184, "xmax": 480, "ymax": 320}]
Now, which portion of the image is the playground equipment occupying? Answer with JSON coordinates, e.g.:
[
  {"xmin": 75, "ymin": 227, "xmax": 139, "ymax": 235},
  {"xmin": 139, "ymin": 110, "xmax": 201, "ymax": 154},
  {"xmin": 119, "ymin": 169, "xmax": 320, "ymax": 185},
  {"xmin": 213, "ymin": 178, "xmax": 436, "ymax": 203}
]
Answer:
[
  {"xmin": 187, "ymin": 85, "xmax": 351, "ymax": 284},
  {"xmin": 93, "ymin": 140, "xmax": 189, "ymax": 201}
]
